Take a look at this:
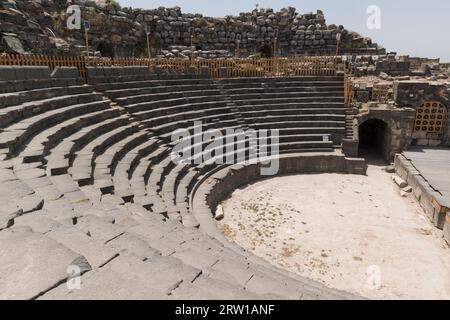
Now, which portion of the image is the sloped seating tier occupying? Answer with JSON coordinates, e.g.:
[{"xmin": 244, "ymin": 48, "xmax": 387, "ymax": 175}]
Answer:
[
  {"xmin": 0, "ymin": 83, "xmax": 106, "ymax": 155},
  {"xmin": 87, "ymin": 66, "xmax": 207, "ymax": 85},
  {"xmin": 0, "ymin": 72, "xmax": 364, "ymax": 300},
  {"xmin": 19, "ymin": 107, "xmax": 122, "ymax": 164},
  {"xmin": 45, "ymin": 115, "xmax": 132, "ymax": 176}
]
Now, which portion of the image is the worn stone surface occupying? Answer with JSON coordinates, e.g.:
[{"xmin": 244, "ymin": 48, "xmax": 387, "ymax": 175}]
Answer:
[{"xmin": 0, "ymin": 227, "xmax": 91, "ymax": 300}]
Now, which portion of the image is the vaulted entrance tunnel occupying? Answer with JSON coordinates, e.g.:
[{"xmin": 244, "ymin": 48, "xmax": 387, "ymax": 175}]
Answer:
[{"xmin": 358, "ymin": 119, "xmax": 391, "ymax": 161}]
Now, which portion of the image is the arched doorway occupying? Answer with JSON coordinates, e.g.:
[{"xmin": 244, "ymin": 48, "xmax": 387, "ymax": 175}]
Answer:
[
  {"xmin": 96, "ymin": 42, "xmax": 114, "ymax": 58},
  {"xmin": 358, "ymin": 119, "xmax": 390, "ymax": 161}
]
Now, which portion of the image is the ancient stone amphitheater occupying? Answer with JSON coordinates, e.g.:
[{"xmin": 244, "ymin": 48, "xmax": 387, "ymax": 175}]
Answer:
[{"xmin": 0, "ymin": 65, "xmax": 368, "ymax": 300}]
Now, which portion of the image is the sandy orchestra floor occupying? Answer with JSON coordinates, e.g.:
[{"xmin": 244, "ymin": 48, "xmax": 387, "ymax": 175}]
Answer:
[{"xmin": 218, "ymin": 164, "xmax": 450, "ymax": 300}]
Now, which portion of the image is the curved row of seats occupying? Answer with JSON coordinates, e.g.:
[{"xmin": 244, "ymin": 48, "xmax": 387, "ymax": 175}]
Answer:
[{"xmin": 0, "ymin": 66, "xmax": 359, "ymax": 300}]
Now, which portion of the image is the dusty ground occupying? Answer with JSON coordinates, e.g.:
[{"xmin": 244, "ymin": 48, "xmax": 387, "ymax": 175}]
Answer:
[{"xmin": 217, "ymin": 163, "xmax": 450, "ymax": 300}]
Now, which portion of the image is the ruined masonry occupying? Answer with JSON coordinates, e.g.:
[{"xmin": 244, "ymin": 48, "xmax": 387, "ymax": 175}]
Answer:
[{"xmin": 0, "ymin": 1, "xmax": 383, "ymax": 57}]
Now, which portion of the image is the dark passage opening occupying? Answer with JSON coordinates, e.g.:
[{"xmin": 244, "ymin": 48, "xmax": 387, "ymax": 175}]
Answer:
[{"xmin": 358, "ymin": 119, "xmax": 390, "ymax": 161}]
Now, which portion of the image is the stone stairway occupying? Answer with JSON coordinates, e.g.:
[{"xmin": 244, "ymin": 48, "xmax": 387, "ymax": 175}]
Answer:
[{"xmin": 0, "ymin": 66, "xmax": 362, "ymax": 300}]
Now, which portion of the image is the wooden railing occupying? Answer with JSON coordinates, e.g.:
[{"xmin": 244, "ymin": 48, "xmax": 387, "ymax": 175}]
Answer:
[
  {"xmin": 86, "ymin": 56, "xmax": 342, "ymax": 77},
  {"xmin": 1, "ymin": 54, "xmax": 344, "ymax": 83},
  {"xmin": 344, "ymin": 73, "xmax": 355, "ymax": 107}
]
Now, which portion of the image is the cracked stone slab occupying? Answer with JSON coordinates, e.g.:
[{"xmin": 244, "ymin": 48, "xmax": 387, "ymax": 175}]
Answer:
[
  {"xmin": 0, "ymin": 179, "xmax": 34, "ymax": 199},
  {"xmin": 0, "ymin": 169, "xmax": 17, "ymax": 183},
  {"xmin": 0, "ymin": 203, "xmax": 23, "ymax": 230},
  {"xmin": 34, "ymin": 185, "xmax": 63, "ymax": 201},
  {"xmin": 14, "ymin": 168, "xmax": 46, "ymax": 181},
  {"xmin": 49, "ymin": 174, "xmax": 80, "ymax": 194},
  {"xmin": 75, "ymin": 214, "xmax": 124, "ymax": 243},
  {"xmin": 47, "ymin": 226, "xmax": 118, "ymax": 269},
  {"xmin": 14, "ymin": 211, "xmax": 62, "ymax": 234},
  {"xmin": 0, "ymin": 226, "xmax": 91, "ymax": 300},
  {"xmin": 38, "ymin": 255, "xmax": 169, "ymax": 300},
  {"xmin": 107, "ymin": 232, "xmax": 161, "ymax": 261}
]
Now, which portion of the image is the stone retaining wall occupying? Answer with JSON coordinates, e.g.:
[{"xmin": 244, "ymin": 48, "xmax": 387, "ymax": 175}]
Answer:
[
  {"xmin": 0, "ymin": 1, "xmax": 384, "ymax": 57},
  {"xmin": 394, "ymin": 154, "xmax": 450, "ymax": 245}
]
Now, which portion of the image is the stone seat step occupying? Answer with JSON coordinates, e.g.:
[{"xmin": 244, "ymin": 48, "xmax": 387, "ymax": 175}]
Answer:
[
  {"xmin": 123, "ymin": 94, "xmax": 229, "ymax": 108},
  {"xmin": 0, "ymin": 226, "xmax": 91, "ymax": 300},
  {"xmin": 251, "ymin": 120, "xmax": 346, "ymax": 129},
  {"xmin": 95, "ymin": 130, "xmax": 150, "ymax": 175},
  {"xmin": 104, "ymin": 83, "xmax": 219, "ymax": 98},
  {"xmin": 114, "ymin": 89, "xmax": 222, "ymax": 104},
  {"xmin": 235, "ymin": 101, "xmax": 345, "ymax": 111},
  {"xmin": 240, "ymin": 108, "xmax": 347, "ymax": 116},
  {"xmin": 115, "ymin": 91, "xmax": 185, "ymax": 104},
  {"xmin": 0, "ymin": 174, "xmax": 45, "ymax": 229},
  {"xmin": 0, "ymin": 100, "xmax": 111, "ymax": 155},
  {"xmin": 94, "ymin": 78, "xmax": 215, "ymax": 92},
  {"xmin": 134, "ymin": 104, "xmax": 234, "ymax": 123},
  {"xmin": 146, "ymin": 157, "xmax": 174, "ymax": 195},
  {"xmin": 216, "ymin": 76, "xmax": 343, "ymax": 84},
  {"xmin": 216, "ymin": 79, "xmax": 343, "ymax": 88},
  {"xmin": 244, "ymin": 114, "xmax": 346, "ymax": 123},
  {"xmin": 113, "ymin": 146, "xmax": 166, "ymax": 202},
  {"xmin": 113, "ymin": 139, "xmax": 162, "ymax": 202},
  {"xmin": 46, "ymin": 115, "xmax": 131, "ymax": 176},
  {"xmin": 70, "ymin": 123, "xmax": 140, "ymax": 186},
  {"xmin": 169, "ymin": 274, "xmax": 264, "ymax": 300},
  {"xmin": 217, "ymin": 80, "xmax": 344, "ymax": 90},
  {"xmin": 175, "ymin": 169, "xmax": 201, "ymax": 205},
  {"xmin": 225, "ymin": 86, "xmax": 344, "ymax": 95},
  {"xmin": 233, "ymin": 96, "xmax": 344, "ymax": 106},
  {"xmin": 0, "ymin": 92, "xmax": 102, "ymax": 129},
  {"xmin": 277, "ymin": 133, "xmax": 332, "ymax": 143},
  {"xmin": 20, "ymin": 107, "xmax": 121, "ymax": 164},
  {"xmin": 130, "ymin": 100, "xmax": 229, "ymax": 118},
  {"xmin": 0, "ymin": 85, "xmax": 93, "ymax": 109},
  {"xmin": 160, "ymin": 163, "xmax": 190, "ymax": 205},
  {"xmin": 0, "ymin": 78, "xmax": 81, "ymax": 95},
  {"xmin": 123, "ymin": 97, "xmax": 188, "ymax": 113},
  {"xmin": 93, "ymin": 131, "xmax": 150, "ymax": 194},
  {"xmin": 120, "ymin": 91, "xmax": 343, "ymax": 107},
  {"xmin": 160, "ymin": 124, "xmax": 243, "ymax": 142},
  {"xmin": 124, "ymin": 138, "xmax": 162, "ymax": 179},
  {"xmin": 135, "ymin": 107, "xmax": 239, "ymax": 130},
  {"xmin": 146, "ymin": 112, "xmax": 241, "ymax": 136},
  {"xmin": 274, "ymin": 126, "xmax": 346, "ymax": 134},
  {"xmin": 39, "ymin": 254, "xmax": 203, "ymax": 299},
  {"xmin": 131, "ymin": 146, "xmax": 170, "ymax": 184}
]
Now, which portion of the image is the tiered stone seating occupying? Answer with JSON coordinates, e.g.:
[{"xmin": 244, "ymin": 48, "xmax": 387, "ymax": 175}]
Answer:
[{"xmin": 0, "ymin": 67, "xmax": 364, "ymax": 300}]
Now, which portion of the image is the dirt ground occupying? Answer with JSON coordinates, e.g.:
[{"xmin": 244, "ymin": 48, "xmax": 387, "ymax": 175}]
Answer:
[{"xmin": 217, "ymin": 163, "xmax": 450, "ymax": 300}]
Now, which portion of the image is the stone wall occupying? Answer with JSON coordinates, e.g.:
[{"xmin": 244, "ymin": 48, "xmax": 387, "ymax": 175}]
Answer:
[
  {"xmin": 356, "ymin": 107, "xmax": 416, "ymax": 160},
  {"xmin": 0, "ymin": 0, "xmax": 385, "ymax": 58}
]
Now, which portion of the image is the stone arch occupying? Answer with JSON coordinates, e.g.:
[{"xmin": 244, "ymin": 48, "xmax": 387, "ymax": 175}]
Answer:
[
  {"xmin": 258, "ymin": 44, "xmax": 273, "ymax": 58},
  {"xmin": 358, "ymin": 118, "xmax": 391, "ymax": 161},
  {"xmin": 96, "ymin": 41, "xmax": 114, "ymax": 58}
]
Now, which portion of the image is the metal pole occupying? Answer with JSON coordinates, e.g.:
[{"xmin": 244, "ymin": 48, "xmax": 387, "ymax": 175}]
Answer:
[
  {"xmin": 146, "ymin": 32, "xmax": 151, "ymax": 59},
  {"xmin": 85, "ymin": 28, "xmax": 89, "ymax": 60},
  {"xmin": 335, "ymin": 33, "xmax": 342, "ymax": 57},
  {"xmin": 273, "ymin": 37, "xmax": 277, "ymax": 57}
]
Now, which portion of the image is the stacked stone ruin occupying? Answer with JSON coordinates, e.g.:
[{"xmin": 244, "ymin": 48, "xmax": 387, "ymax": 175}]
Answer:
[
  {"xmin": 0, "ymin": 64, "xmax": 371, "ymax": 299},
  {"xmin": 0, "ymin": 1, "xmax": 384, "ymax": 57}
]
